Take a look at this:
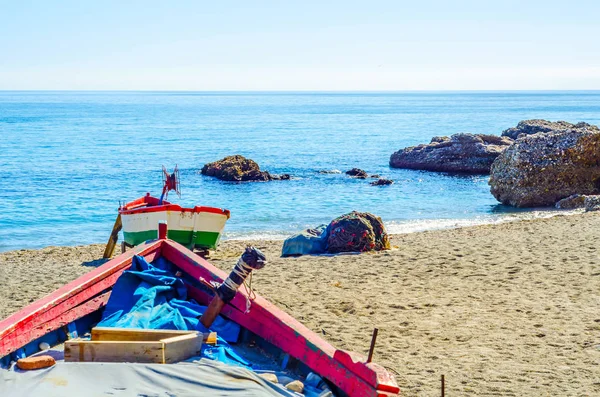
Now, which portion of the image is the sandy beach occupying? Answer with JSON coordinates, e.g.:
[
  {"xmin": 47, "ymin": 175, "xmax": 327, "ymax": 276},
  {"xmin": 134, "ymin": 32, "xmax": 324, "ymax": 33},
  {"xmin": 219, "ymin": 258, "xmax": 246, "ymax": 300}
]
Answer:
[{"xmin": 1, "ymin": 212, "xmax": 599, "ymax": 396}]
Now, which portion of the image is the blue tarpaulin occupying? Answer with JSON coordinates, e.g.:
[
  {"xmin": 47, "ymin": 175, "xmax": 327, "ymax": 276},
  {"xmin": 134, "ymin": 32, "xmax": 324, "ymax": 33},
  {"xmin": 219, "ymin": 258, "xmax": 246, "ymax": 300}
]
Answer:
[
  {"xmin": 98, "ymin": 254, "xmax": 240, "ymax": 343},
  {"xmin": 97, "ymin": 255, "xmax": 255, "ymax": 368},
  {"xmin": 281, "ymin": 224, "xmax": 329, "ymax": 257}
]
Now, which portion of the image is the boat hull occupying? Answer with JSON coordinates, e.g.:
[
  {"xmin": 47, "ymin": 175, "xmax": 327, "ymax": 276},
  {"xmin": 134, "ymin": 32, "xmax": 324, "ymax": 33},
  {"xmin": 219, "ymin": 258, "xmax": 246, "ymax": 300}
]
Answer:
[
  {"xmin": 0, "ymin": 237, "xmax": 399, "ymax": 397},
  {"xmin": 121, "ymin": 210, "xmax": 227, "ymax": 249},
  {"xmin": 119, "ymin": 195, "xmax": 230, "ymax": 250}
]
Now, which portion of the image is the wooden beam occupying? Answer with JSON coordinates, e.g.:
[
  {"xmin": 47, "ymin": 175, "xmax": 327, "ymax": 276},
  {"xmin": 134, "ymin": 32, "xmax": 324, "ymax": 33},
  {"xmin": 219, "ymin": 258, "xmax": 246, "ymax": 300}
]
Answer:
[
  {"xmin": 103, "ymin": 214, "xmax": 122, "ymax": 259},
  {"xmin": 65, "ymin": 329, "xmax": 213, "ymax": 364},
  {"xmin": 92, "ymin": 327, "xmax": 197, "ymax": 342},
  {"xmin": 65, "ymin": 340, "xmax": 165, "ymax": 363},
  {"xmin": 161, "ymin": 333, "xmax": 204, "ymax": 364}
]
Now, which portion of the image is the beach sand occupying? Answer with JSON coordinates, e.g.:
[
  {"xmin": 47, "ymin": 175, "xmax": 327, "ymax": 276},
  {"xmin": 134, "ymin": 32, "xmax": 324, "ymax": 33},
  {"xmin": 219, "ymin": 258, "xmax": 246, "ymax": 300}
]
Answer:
[{"xmin": 1, "ymin": 212, "xmax": 599, "ymax": 396}]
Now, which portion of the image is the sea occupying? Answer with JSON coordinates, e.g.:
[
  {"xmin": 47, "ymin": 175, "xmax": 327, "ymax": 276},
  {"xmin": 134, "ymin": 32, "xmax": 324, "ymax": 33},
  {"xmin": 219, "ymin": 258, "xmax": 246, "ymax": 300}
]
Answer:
[{"xmin": 2, "ymin": 91, "xmax": 599, "ymax": 252}]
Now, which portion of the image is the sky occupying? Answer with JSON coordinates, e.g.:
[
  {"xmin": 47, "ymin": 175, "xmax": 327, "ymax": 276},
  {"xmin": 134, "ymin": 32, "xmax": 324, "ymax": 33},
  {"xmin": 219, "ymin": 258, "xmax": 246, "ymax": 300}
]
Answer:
[{"xmin": 1, "ymin": 0, "xmax": 599, "ymax": 91}]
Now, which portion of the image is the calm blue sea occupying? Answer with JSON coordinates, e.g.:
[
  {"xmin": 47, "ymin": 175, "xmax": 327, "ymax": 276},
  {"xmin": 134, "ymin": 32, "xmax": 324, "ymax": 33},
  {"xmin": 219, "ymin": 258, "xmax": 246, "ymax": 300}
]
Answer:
[{"xmin": 1, "ymin": 91, "xmax": 599, "ymax": 252}]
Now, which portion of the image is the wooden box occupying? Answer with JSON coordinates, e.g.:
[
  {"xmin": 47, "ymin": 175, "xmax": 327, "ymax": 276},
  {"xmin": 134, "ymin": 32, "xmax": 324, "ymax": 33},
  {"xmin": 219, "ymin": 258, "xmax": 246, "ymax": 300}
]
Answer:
[{"xmin": 64, "ymin": 327, "xmax": 216, "ymax": 364}]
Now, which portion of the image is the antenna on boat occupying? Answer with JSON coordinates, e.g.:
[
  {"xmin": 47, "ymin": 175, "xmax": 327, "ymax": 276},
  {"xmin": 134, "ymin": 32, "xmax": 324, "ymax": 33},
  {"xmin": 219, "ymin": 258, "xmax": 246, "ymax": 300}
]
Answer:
[{"xmin": 158, "ymin": 165, "xmax": 181, "ymax": 205}]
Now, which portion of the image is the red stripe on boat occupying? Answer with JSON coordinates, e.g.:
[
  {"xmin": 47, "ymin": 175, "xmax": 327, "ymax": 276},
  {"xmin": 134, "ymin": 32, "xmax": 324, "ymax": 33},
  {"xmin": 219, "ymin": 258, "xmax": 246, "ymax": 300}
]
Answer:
[{"xmin": 119, "ymin": 195, "xmax": 230, "ymax": 218}]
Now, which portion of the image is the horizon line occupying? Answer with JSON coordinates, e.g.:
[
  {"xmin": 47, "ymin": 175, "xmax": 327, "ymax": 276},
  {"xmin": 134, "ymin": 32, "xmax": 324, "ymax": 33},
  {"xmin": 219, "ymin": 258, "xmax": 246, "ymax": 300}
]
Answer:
[{"xmin": 2, "ymin": 89, "xmax": 600, "ymax": 93}]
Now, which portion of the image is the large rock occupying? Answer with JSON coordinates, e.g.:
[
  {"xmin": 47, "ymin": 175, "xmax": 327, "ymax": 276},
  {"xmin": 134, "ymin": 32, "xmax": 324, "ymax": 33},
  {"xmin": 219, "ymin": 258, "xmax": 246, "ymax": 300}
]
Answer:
[
  {"xmin": 389, "ymin": 133, "xmax": 513, "ymax": 174},
  {"xmin": 501, "ymin": 119, "xmax": 598, "ymax": 140},
  {"xmin": 201, "ymin": 155, "xmax": 289, "ymax": 182},
  {"xmin": 489, "ymin": 124, "xmax": 600, "ymax": 207}
]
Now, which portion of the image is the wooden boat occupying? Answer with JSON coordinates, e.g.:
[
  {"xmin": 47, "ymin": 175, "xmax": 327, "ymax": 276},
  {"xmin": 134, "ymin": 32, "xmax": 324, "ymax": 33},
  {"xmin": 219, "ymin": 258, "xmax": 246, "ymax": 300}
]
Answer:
[
  {"xmin": 0, "ymin": 225, "xmax": 400, "ymax": 397},
  {"xmin": 120, "ymin": 193, "xmax": 230, "ymax": 250},
  {"xmin": 118, "ymin": 167, "xmax": 230, "ymax": 251}
]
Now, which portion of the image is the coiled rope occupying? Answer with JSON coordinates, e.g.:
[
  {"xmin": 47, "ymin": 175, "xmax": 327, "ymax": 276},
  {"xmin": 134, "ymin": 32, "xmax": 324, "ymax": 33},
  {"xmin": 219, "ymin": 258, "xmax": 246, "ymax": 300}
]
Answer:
[
  {"xmin": 221, "ymin": 257, "xmax": 257, "ymax": 313},
  {"xmin": 217, "ymin": 246, "xmax": 266, "ymax": 313}
]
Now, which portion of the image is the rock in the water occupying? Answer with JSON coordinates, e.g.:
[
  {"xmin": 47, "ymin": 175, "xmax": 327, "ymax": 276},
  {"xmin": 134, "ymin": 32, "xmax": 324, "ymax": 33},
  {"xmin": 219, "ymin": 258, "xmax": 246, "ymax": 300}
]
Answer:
[
  {"xmin": 585, "ymin": 196, "xmax": 600, "ymax": 212},
  {"xmin": 201, "ymin": 155, "xmax": 289, "ymax": 182},
  {"xmin": 346, "ymin": 168, "xmax": 368, "ymax": 178},
  {"xmin": 389, "ymin": 133, "xmax": 513, "ymax": 174},
  {"xmin": 327, "ymin": 211, "xmax": 390, "ymax": 253},
  {"xmin": 501, "ymin": 119, "xmax": 599, "ymax": 140},
  {"xmin": 555, "ymin": 194, "xmax": 587, "ymax": 209},
  {"xmin": 489, "ymin": 123, "xmax": 600, "ymax": 207},
  {"xmin": 285, "ymin": 380, "xmax": 304, "ymax": 393},
  {"xmin": 370, "ymin": 178, "xmax": 393, "ymax": 186},
  {"xmin": 317, "ymin": 169, "xmax": 342, "ymax": 174},
  {"xmin": 370, "ymin": 174, "xmax": 380, "ymax": 178}
]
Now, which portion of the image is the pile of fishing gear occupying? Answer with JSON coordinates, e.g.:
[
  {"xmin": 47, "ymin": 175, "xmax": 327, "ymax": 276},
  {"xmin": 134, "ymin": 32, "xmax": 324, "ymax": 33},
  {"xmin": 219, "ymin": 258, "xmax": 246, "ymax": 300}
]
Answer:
[
  {"xmin": 326, "ymin": 211, "xmax": 390, "ymax": 253},
  {"xmin": 281, "ymin": 211, "xmax": 390, "ymax": 256}
]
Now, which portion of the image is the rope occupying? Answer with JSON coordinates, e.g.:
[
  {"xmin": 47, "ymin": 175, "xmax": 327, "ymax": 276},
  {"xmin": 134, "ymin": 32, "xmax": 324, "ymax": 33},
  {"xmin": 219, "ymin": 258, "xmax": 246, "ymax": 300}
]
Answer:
[
  {"xmin": 241, "ymin": 272, "xmax": 256, "ymax": 314},
  {"xmin": 222, "ymin": 257, "xmax": 252, "ymax": 291},
  {"xmin": 221, "ymin": 257, "xmax": 256, "ymax": 312}
]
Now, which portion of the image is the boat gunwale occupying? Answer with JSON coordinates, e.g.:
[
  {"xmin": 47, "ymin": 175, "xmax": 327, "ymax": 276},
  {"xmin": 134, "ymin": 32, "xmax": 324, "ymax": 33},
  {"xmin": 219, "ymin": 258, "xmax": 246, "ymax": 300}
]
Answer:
[
  {"xmin": 0, "ymin": 242, "xmax": 162, "ymax": 356},
  {"xmin": 119, "ymin": 195, "xmax": 230, "ymax": 218}
]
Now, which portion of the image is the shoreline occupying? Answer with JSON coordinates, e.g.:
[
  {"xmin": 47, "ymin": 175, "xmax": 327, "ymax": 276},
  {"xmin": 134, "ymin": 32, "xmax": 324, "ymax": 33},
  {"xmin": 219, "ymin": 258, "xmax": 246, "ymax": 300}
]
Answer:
[
  {"xmin": 1, "ymin": 212, "xmax": 599, "ymax": 395},
  {"xmin": 223, "ymin": 207, "xmax": 581, "ymax": 241}
]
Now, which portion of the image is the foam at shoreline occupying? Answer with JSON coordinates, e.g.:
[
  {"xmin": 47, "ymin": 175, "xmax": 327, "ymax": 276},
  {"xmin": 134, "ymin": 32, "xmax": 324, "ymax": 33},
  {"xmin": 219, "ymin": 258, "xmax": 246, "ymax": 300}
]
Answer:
[{"xmin": 222, "ymin": 208, "xmax": 582, "ymax": 241}]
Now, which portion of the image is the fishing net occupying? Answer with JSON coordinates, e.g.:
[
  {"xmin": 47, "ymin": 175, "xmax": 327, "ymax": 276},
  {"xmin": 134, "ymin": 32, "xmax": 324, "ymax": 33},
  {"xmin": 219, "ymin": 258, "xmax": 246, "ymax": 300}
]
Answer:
[{"xmin": 326, "ymin": 211, "xmax": 390, "ymax": 253}]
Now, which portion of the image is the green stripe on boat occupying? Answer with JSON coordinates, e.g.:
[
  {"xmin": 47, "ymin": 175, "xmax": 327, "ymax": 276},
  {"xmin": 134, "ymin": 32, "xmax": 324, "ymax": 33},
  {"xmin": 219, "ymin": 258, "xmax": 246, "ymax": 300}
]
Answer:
[{"xmin": 123, "ymin": 230, "xmax": 221, "ymax": 249}]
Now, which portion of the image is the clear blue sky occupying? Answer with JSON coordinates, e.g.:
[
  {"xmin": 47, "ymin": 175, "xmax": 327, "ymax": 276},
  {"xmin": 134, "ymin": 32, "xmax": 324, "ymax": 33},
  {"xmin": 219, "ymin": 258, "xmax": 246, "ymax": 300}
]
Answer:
[{"xmin": 1, "ymin": 0, "xmax": 599, "ymax": 90}]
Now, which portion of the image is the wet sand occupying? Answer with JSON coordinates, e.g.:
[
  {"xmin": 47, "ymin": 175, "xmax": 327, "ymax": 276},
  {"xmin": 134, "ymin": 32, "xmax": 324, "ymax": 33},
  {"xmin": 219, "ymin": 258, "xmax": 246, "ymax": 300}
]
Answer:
[{"xmin": 1, "ymin": 212, "xmax": 599, "ymax": 396}]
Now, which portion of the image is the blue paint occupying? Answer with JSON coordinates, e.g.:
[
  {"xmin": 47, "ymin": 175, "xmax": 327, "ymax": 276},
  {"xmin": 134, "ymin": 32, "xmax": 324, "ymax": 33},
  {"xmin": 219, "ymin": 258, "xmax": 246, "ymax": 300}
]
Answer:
[
  {"xmin": 281, "ymin": 354, "xmax": 290, "ymax": 370},
  {"xmin": 66, "ymin": 322, "xmax": 79, "ymax": 339}
]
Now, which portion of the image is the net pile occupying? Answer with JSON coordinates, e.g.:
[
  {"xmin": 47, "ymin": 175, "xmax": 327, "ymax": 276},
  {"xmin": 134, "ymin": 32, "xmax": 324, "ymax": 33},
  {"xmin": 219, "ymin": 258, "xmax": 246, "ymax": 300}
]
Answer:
[{"xmin": 326, "ymin": 211, "xmax": 390, "ymax": 253}]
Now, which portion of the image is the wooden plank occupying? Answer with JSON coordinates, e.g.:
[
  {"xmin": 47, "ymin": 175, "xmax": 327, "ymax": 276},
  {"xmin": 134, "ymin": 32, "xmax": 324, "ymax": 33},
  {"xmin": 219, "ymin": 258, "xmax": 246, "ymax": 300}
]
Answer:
[
  {"xmin": 161, "ymin": 333, "xmax": 204, "ymax": 364},
  {"xmin": 64, "ymin": 340, "xmax": 165, "ymax": 363},
  {"xmin": 0, "ymin": 240, "xmax": 163, "ymax": 357},
  {"xmin": 92, "ymin": 327, "xmax": 196, "ymax": 342},
  {"xmin": 65, "ymin": 331, "xmax": 209, "ymax": 364},
  {"xmin": 103, "ymin": 214, "xmax": 123, "ymax": 258}
]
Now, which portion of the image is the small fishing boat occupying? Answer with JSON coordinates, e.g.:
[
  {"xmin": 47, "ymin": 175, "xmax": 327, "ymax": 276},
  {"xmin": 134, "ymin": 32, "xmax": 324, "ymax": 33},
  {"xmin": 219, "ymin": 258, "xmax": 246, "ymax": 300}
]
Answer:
[
  {"xmin": 0, "ymin": 223, "xmax": 400, "ymax": 397},
  {"xmin": 119, "ymin": 166, "xmax": 230, "ymax": 251}
]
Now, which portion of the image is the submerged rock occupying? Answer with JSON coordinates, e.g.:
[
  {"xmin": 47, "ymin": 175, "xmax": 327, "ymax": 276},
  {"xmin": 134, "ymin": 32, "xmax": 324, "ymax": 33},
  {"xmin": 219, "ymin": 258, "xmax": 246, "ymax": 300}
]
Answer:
[
  {"xmin": 555, "ymin": 194, "xmax": 587, "ymax": 209},
  {"xmin": 317, "ymin": 169, "xmax": 342, "ymax": 174},
  {"xmin": 389, "ymin": 133, "xmax": 513, "ymax": 174},
  {"xmin": 327, "ymin": 211, "xmax": 390, "ymax": 254},
  {"xmin": 201, "ymin": 155, "xmax": 290, "ymax": 182},
  {"xmin": 489, "ymin": 123, "xmax": 600, "ymax": 207},
  {"xmin": 501, "ymin": 119, "xmax": 598, "ymax": 140},
  {"xmin": 345, "ymin": 168, "xmax": 368, "ymax": 178},
  {"xmin": 276, "ymin": 174, "xmax": 291, "ymax": 180},
  {"xmin": 370, "ymin": 178, "xmax": 393, "ymax": 186}
]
